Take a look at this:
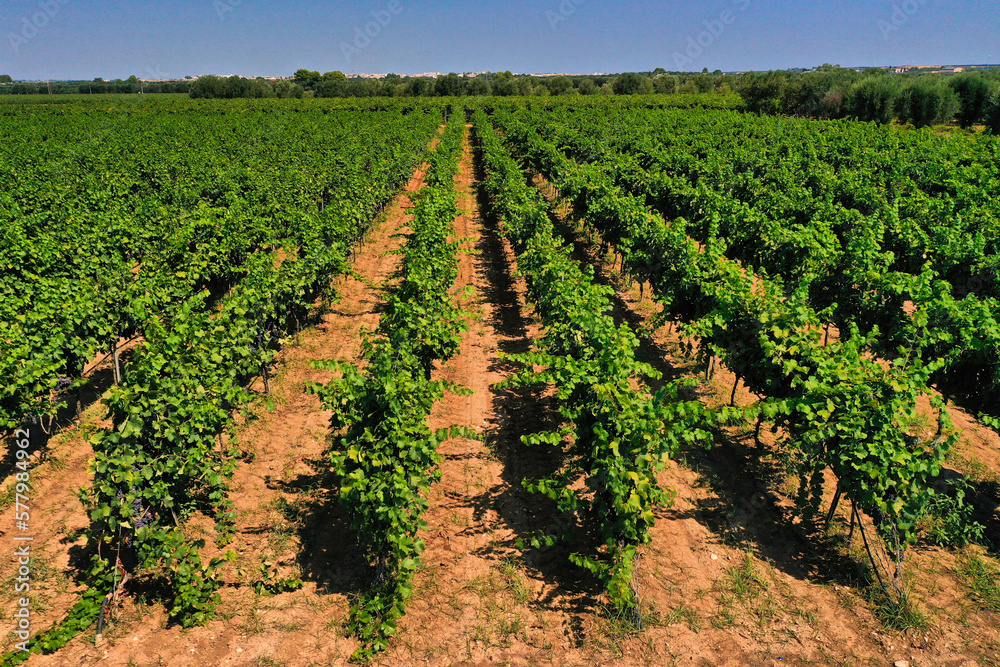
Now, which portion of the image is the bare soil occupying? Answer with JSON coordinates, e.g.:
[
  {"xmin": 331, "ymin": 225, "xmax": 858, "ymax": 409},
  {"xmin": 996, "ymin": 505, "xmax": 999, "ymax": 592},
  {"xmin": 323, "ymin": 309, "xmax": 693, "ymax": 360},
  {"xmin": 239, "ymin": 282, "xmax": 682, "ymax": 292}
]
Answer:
[{"xmin": 1, "ymin": 130, "xmax": 997, "ymax": 667}]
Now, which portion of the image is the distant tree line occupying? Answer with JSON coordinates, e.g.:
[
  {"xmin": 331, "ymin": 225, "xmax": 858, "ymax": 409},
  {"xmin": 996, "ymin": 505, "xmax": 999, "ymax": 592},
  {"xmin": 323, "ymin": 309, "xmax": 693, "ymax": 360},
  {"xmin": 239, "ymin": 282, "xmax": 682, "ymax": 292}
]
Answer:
[
  {"xmin": 8, "ymin": 65, "xmax": 997, "ymax": 133},
  {"xmin": 736, "ymin": 65, "xmax": 1000, "ymax": 130},
  {"xmin": 0, "ymin": 75, "xmax": 191, "ymax": 95},
  {"xmin": 189, "ymin": 75, "xmax": 306, "ymax": 99},
  {"xmin": 187, "ymin": 67, "xmax": 736, "ymax": 101}
]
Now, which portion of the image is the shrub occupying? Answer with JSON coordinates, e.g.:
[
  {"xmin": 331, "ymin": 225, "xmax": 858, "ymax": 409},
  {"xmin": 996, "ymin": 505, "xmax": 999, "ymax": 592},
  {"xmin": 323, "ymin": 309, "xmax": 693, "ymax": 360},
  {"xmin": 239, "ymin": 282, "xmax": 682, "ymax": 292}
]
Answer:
[
  {"xmin": 844, "ymin": 77, "xmax": 901, "ymax": 124},
  {"xmin": 896, "ymin": 78, "xmax": 960, "ymax": 128}
]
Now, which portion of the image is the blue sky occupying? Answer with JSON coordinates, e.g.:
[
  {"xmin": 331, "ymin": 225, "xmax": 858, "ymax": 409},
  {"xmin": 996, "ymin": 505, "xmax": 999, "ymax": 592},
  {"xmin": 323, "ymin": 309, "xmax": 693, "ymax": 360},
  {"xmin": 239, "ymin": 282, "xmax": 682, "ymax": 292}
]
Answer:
[{"xmin": 1, "ymin": 0, "xmax": 998, "ymax": 80}]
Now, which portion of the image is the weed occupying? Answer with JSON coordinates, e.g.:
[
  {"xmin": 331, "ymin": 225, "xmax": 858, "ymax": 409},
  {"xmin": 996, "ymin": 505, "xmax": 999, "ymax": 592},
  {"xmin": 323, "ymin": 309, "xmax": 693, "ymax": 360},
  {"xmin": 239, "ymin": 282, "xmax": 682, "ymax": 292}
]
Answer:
[
  {"xmin": 496, "ymin": 557, "xmax": 532, "ymax": 604},
  {"xmin": 250, "ymin": 657, "xmax": 284, "ymax": 667},
  {"xmin": 665, "ymin": 601, "xmax": 700, "ymax": 633},
  {"xmin": 921, "ymin": 479, "xmax": 986, "ymax": 547},
  {"xmin": 863, "ymin": 587, "xmax": 928, "ymax": 631},
  {"xmin": 956, "ymin": 550, "xmax": 1000, "ymax": 613},
  {"xmin": 711, "ymin": 602, "xmax": 737, "ymax": 629},
  {"xmin": 727, "ymin": 552, "xmax": 769, "ymax": 603}
]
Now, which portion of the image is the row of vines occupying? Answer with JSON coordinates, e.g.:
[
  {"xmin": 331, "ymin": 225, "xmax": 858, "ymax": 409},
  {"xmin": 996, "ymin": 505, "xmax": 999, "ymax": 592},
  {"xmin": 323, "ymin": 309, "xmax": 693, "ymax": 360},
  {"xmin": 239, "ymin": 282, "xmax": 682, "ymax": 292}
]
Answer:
[
  {"xmin": 489, "ymin": 105, "xmax": 978, "ymax": 603},
  {"xmin": 307, "ymin": 111, "xmax": 471, "ymax": 661},
  {"xmin": 0, "ymin": 103, "xmax": 443, "ymax": 663}
]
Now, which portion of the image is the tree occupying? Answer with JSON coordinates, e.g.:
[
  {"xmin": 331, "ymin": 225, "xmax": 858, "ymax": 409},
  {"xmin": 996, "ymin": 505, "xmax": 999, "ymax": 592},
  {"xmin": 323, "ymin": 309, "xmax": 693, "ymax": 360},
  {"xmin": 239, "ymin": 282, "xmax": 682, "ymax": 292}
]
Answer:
[
  {"xmin": 347, "ymin": 78, "xmax": 381, "ymax": 97},
  {"xmin": 381, "ymin": 81, "xmax": 404, "ymax": 97},
  {"xmin": 949, "ymin": 73, "xmax": 992, "ymax": 128},
  {"xmin": 984, "ymin": 86, "xmax": 1000, "ymax": 134},
  {"xmin": 467, "ymin": 77, "xmax": 490, "ymax": 96},
  {"xmin": 844, "ymin": 77, "xmax": 900, "ymax": 124},
  {"xmin": 316, "ymin": 75, "xmax": 348, "ymax": 97},
  {"xmin": 404, "ymin": 77, "xmax": 434, "ymax": 97},
  {"xmin": 653, "ymin": 74, "xmax": 678, "ymax": 94},
  {"xmin": 513, "ymin": 76, "xmax": 534, "ymax": 96},
  {"xmin": 189, "ymin": 75, "xmax": 227, "ymax": 99},
  {"xmin": 491, "ymin": 71, "xmax": 514, "ymax": 96},
  {"xmin": 690, "ymin": 73, "xmax": 713, "ymax": 94},
  {"xmin": 293, "ymin": 69, "xmax": 321, "ymax": 90},
  {"xmin": 736, "ymin": 71, "xmax": 788, "ymax": 114},
  {"xmin": 652, "ymin": 67, "xmax": 667, "ymax": 77},
  {"xmin": 548, "ymin": 76, "xmax": 573, "ymax": 95},
  {"xmin": 273, "ymin": 80, "xmax": 304, "ymax": 99},
  {"xmin": 0, "ymin": 75, "xmax": 12, "ymax": 84},
  {"xmin": 434, "ymin": 73, "xmax": 465, "ymax": 97},
  {"xmin": 613, "ymin": 72, "xmax": 653, "ymax": 95},
  {"xmin": 896, "ymin": 78, "xmax": 960, "ymax": 128},
  {"xmin": 578, "ymin": 79, "xmax": 598, "ymax": 95}
]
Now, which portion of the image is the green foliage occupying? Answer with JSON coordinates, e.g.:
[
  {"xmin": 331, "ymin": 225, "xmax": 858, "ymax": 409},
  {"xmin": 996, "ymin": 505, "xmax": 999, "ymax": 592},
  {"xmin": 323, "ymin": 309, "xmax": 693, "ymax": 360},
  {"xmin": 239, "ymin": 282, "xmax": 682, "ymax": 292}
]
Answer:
[
  {"xmin": 921, "ymin": 479, "xmax": 985, "ymax": 548},
  {"xmin": 306, "ymin": 113, "xmax": 472, "ymax": 659},
  {"xmin": 896, "ymin": 78, "xmax": 960, "ymax": 128},
  {"xmin": 476, "ymin": 110, "xmax": 714, "ymax": 617},
  {"xmin": 489, "ymin": 104, "xmax": 982, "ymax": 600},
  {"xmin": 0, "ymin": 100, "xmax": 441, "ymax": 651},
  {"xmin": 0, "ymin": 588, "xmax": 104, "ymax": 666},
  {"xmin": 236, "ymin": 556, "xmax": 304, "ymax": 596},
  {"xmin": 948, "ymin": 73, "xmax": 993, "ymax": 128},
  {"xmin": 844, "ymin": 76, "xmax": 901, "ymax": 124},
  {"xmin": 729, "ymin": 67, "xmax": 1000, "ymax": 126},
  {"xmin": 986, "ymin": 86, "xmax": 1000, "ymax": 134},
  {"xmin": 73, "ymin": 105, "xmax": 440, "ymax": 631},
  {"xmin": 736, "ymin": 71, "xmax": 788, "ymax": 115},
  {"xmin": 613, "ymin": 73, "xmax": 654, "ymax": 96},
  {"xmin": 190, "ymin": 75, "xmax": 281, "ymax": 99},
  {"xmin": 496, "ymin": 98, "xmax": 1000, "ymax": 433}
]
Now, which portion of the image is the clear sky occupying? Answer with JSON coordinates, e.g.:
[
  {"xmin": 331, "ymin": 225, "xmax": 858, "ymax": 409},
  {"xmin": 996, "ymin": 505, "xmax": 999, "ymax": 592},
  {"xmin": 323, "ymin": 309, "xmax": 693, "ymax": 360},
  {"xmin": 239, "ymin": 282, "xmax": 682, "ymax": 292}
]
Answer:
[{"xmin": 1, "ymin": 0, "xmax": 998, "ymax": 80}]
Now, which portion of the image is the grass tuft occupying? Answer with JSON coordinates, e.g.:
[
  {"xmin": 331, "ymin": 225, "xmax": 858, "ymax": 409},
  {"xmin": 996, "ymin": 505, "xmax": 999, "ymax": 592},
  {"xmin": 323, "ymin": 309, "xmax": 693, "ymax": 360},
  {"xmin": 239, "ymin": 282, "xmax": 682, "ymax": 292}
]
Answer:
[
  {"xmin": 863, "ymin": 586, "xmax": 928, "ymax": 631},
  {"xmin": 956, "ymin": 550, "xmax": 1000, "ymax": 614}
]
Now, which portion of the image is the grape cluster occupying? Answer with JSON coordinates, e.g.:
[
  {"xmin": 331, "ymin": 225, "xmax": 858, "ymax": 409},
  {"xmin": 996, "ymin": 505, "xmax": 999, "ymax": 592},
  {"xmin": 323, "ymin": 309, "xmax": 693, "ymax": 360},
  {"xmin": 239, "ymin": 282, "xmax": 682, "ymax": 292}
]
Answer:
[
  {"xmin": 250, "ymin": 321, "xmax": 280, "ymax": 353},
  {"xmin": 113, "ymin": 469, "xmax": 149, "ymax": 573}
]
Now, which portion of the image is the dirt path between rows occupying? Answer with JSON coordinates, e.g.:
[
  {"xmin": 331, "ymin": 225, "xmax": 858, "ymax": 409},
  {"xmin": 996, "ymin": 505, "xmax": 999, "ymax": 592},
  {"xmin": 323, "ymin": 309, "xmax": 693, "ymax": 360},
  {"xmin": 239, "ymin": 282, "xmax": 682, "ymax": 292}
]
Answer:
[
  {"xmin": 373, "ymin": 128, "xmax": 606, "ymax": 666},
  {"xmin": 8, "ymin": 125, "xmax": 998, "ymax": 667},
  {"xmin": 528, "ymin": 173, "xmax": 1000, "ymax": 667}
]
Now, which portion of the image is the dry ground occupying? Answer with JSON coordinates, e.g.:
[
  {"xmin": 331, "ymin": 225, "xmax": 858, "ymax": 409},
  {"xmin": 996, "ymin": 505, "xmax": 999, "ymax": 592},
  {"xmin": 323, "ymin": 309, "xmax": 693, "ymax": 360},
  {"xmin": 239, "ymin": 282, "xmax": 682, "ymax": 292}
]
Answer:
[{"xmin": 0, "ymin": 129, "xmax": 997, "ymax": 667}]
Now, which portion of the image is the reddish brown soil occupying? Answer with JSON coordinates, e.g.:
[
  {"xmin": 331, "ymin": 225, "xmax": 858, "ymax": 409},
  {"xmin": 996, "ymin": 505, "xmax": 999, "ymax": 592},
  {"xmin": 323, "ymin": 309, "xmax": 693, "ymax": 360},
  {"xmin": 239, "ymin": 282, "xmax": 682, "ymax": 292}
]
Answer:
[
  {"xmin": 2, "ymin": 130, "xmax": 998, "ymax": 667},
  {"xmin": 532, "ymin": 174, "xmax": 1000, "ymax": 667},
  {"xmin": 0, "ymin": 133, "xmax": 438, "ymax": 666}
]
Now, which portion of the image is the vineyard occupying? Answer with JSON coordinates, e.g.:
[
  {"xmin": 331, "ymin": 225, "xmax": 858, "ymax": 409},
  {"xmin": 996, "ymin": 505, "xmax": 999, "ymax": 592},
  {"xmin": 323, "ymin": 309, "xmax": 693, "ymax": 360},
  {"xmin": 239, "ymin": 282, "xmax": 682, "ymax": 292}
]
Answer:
[{"xmin": 0, "ymin": 95, "xmax": 998, "ymax": 666}]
